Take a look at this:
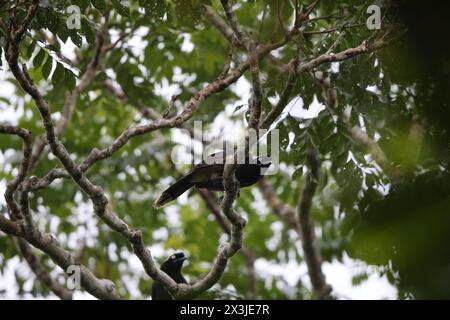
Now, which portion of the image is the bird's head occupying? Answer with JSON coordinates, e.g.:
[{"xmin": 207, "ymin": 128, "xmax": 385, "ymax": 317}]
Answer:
[
  {"xmin": 161, "ymin": 252, "xmax": 188, "ymax": 273},
  {"xmin": 257, "ymin": 156, "xmax": 272, "ymax": 168}
]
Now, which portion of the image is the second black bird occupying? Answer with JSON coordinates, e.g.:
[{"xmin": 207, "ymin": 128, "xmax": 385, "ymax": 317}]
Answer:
[{"xmin": 152, "ymin": 252, "xmax": 188, "ymax": 300}]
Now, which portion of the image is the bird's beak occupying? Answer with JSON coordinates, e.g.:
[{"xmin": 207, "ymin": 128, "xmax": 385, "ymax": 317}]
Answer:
[
  {"xmin": 257, "ymin": 156, "xmax": 272, "ymax": 168},
  {"xmin": 176, "ymin": 256, "xmax": 188, "ymax": 263}
]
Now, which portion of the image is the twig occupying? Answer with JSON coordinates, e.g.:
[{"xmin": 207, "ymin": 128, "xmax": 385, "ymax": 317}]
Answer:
[{"xmin": 260, "ymin": 62, "xmax": 299, "ymax": 129}]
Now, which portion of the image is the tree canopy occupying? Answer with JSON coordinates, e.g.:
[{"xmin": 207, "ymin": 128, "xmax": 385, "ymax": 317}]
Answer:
[{"xmin": 0, "ymin": 0, "xmax": 449, "ymax": 300}]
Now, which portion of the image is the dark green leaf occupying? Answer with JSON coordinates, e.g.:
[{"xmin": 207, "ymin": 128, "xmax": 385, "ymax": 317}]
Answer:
[
  {"xmin": 41, "ymin": 55, "xmax": 53, "ymax": 79},
  {"xmin": 51, "ymin": 62, "xmax": 65, "ymax": 87},
  {"xmin": 91, "ymin": 0, "xmax": 106, "ymax": 11},
  {"xmin": 64, "ymin": 69, "xmax": 77, "ymax": 91},
  {"xmin": 33, "ymin": 48, "xmax": 46, "ymax": 68},
  {"xmin": 81, "ymin": 18, "xmax": 96, "ymax": 45},
  {"xmin": 112, "ymin": 0, "xmax": 130, "ymax": 17}
]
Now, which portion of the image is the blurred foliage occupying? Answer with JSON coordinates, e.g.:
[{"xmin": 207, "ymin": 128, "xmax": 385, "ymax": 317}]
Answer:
[{"xmin": 0, "ymin": 0, "xmax": 449, "ymax": 299}]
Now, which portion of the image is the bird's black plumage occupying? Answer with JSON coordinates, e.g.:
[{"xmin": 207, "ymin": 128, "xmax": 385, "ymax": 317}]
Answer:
[
  {"xmin": 154, "ymin": 152, "xmax": 271, "ymax": 208},
  {"xmin": 152, "ymin": 252, "xmax": 188, "ymax": 300}
]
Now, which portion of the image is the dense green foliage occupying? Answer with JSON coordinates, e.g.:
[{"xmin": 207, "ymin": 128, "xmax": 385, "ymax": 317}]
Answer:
[{"xmin": 0, "ymin": 0, "xmax": 449, "ymax": 299}]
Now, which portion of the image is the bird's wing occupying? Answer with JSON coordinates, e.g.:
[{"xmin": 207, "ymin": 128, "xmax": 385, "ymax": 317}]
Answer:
[{"xmin": 188, "ymin": 163, "xmax": 224, "ymax": 183}]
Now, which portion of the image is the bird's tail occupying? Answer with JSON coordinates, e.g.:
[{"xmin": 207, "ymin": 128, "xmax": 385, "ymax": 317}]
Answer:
[{"xmin": 154, "ymin": 175, "xmax": 193, "ymax": 209}]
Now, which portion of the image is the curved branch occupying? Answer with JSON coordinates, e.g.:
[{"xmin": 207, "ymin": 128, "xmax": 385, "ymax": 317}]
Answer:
[
  {"xmin": 198, "ymin": 189, "xmax": 258, "ymax": 298},
  {"xmin": 0, "ymin": 125, "xmax": 32, "ymax": 219}
]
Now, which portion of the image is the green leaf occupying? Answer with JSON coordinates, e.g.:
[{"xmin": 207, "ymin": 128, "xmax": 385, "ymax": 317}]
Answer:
[
  {"xmin": 91, "ymin": 0, "xmax": 106, "ymax": 11},
  {"xmin": 112, "ymin": 0, "xmax": 130, "ymax": 17},
  {"xmin": 33, "ymin": 48, "xmax": 46, "ymax": 68},
  {"xmin": 46, "ymin": 9, "xmax": 60, "ymax": 34},
  {"xmin": 41, "ymin": 55, "xmax": 53, "ymax": 79},
  {"xmin": 141, "ymin": 0, "xmax": 167, "ymax": 19},
  {"xmin": 52, "ymin": 62, "xmax": 65, "ymax": 87},
  {"xmin": 57, "ymin": 22, "xmax": 70, "ymax": 43},
  {"xmin": 73, "ymin": 0, "xmax": 90, "ymax": 11},
  {"xmin": 64, "ymin": 69, "xmax": 77, "ymax": 91},
  {"xmin": 69, "ymin": 30, "xmax": 83, "ymax": 48},
  {"xmin": 81, "ymin": 18, "xmax": 96, "ymax": 45},
  {"xmin": 26, "ymin": 41, "xmax": 37, "ymax": 59}
]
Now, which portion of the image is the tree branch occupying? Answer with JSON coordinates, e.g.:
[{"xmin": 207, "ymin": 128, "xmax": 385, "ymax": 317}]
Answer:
[
  {"xmin": 198, "ymin": 189, "xmax": 258, "ymax": 298},
  {"xmin": 260, "ymin": 63, "xmax": 299, "ymax": 129},
  {"xmin": 220, "ymin": 0, "xmax": 247, "ymax": 46},
  {"xmin": 0, "ymin": 125, "xmax": 32, "ymax": 219},
  {"xmin": 297, "ymin": 146, "xmax": 333, "ymax": 299},
  {"xmin": 257, "ymin": 178, "xmax": 299, "ymax": 230}
]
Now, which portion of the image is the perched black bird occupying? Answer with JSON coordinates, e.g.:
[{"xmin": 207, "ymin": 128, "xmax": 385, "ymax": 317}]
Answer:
[
  {"xmin": 154, "ymin": 152, "xmax": 271, "ymax": 208},
  {"xmin": 152, "ymin": 252, "xmax": 188, "ymax": 300}
]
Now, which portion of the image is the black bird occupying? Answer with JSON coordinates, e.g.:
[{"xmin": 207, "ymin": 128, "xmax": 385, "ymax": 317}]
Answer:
[
  {"xmin": 154, "ymin": 152, "xmax": 271, "ymax": 208},
  {"xmin": 152, "ymin": 252, "xmax": 188, "ymax": 300}
]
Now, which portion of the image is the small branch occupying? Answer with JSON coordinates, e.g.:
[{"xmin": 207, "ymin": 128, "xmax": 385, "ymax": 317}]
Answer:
[
  {"xmin": 198, "ymin": 189, "xmax": 231, "ymax": 234},
  {"xmin": 198, "ymin": 189, "xmax": 258, "ymax": 298},
  {"xmin": 326, "ymin": 31, "xmax": 346, "ymax": 54},
  {"xmin": 297, "ymin": 37, "xmax": 394, "ymax": 73},
  {"xmin": 203, "ymin": 4, "xmax": 291, "ymax": 73},
  {"xmin": 220, "ymin": 0, "xmax": 247, "ymax": 46},
  {"xmin": 298, "ymin": 0, "xmax": 321, "ymax": 23},
  {"xmin": 257, "ymin": 178, "xmax": 299, "ymax": 230},
  {"xmin": 203, "ymin": 4, "xmax": 239, "ymax": 45},
  {"xmin": 260, "ymin": 62, "xmax": 299, "ymax": 129},
  {"xmin": 10, "ymin": 0, "xmax": 38, "ymax": 43},
  {"xmin": 297, "ymin": 146, "xmax": 333, "ymax": 300},
  {"xmin": 248, "ymin": 42, "xmax": 262, "ymax": 129},
  {"xmin": 219, "ymin": 45, "xmax": 233, "ymax": 80},
  {"xmin": 0, "ymin": 125, "xmax": 32, "ymax": 219},
  {"xmin": 303, "ymin": 23, "xmax": 365, "ymax": 35}
]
